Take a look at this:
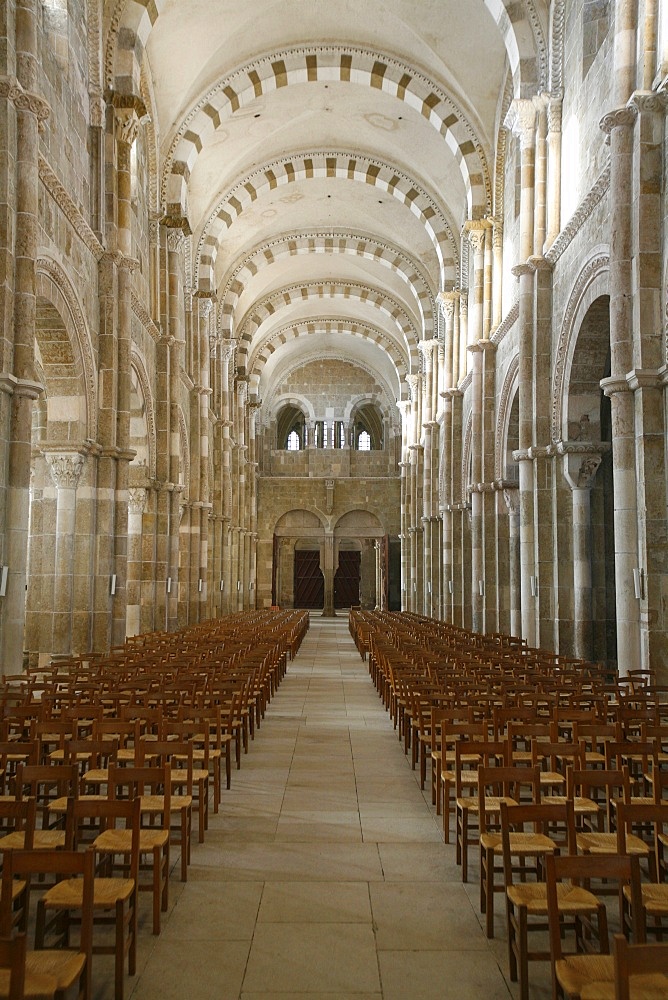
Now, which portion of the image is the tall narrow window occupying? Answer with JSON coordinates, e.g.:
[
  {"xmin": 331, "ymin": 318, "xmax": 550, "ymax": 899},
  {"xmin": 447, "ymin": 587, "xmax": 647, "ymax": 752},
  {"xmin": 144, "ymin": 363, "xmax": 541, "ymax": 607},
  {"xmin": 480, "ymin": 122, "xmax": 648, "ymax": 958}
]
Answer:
[
  {"xmin": 357, "ymin": 431, "xmax": 371, "ymax": 451},
  {"xmin": 287, "ymin": 430, "xmax": 300, "ymax": 451}
]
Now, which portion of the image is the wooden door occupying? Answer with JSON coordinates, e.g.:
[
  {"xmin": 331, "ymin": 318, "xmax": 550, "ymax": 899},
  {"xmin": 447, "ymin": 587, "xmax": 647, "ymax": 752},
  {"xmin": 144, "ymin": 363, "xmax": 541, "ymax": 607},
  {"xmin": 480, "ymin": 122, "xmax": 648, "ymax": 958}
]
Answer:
[
  {"xmin": 293, "ymin": 550, "xmax": 324, "ymax": 609},
  {"xmin": 334, "ymin": 550, "xmax": 360, "ymax": 608}
]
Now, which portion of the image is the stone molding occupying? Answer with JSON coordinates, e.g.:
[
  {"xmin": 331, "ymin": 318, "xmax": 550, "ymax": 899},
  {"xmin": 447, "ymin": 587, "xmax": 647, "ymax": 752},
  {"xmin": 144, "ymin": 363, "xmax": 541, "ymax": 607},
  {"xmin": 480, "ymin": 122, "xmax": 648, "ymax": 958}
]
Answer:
[
  {"xmin": 599, "ymin": 106, "xmax": 638, "ymax": 134},
  {"xmin": 548, "ymin": 0, "xmax": 566, "ymax": 98},
  {"xmin": 491, "ymin": 299, "xmax": 519, "ymax": 345},
  {"xmin": 86, "ymin": 0, "xmax": 104, "ymax": 126},
  {"xmin": 0, "ymin": 372, "xmax": 43, "ymax": 399},
  {"xmin": 39, "ymin": 157, "xmax": 105, "ymax": 261},
  {"xmin": 545, "ymin": 160, "xmax": 610, "ymax": 264},
  {"xmin": 44, "ymin": 451, "xmax": 85, "ymax": 490},
  {"xmin": 131, "ymin": 293, "xmax": 160, "ymax": 343},
  {"xmin": 502, "ymin": 485, "xmax": 520, "ymax": 515}
]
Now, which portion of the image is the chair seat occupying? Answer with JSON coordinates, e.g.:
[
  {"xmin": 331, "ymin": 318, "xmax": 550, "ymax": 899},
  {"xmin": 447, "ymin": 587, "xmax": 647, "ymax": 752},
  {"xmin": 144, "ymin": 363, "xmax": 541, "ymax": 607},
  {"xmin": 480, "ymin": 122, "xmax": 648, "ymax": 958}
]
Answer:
[
  {"xmin": 481, "ymin": 830, "xmax": 556, "ymax": 855},
  {"xmin": 0, "ymin": 830, "xmax": 66, "ymax": 850},
  {"xmin": 555, "ymin": 953, "xmax": 615, "ymax": 998},
  {"xmin": 95, "ymin": 828, "xmax": 169, "ymax": 853},
  {"xmin": 580, "ymin": 972, "xmax": 668, "ymax": 1000},
  {"xmin": 507, "ymin": 880, "xmax": 599, "ymax": 915},
  {"xmin": 83, "ymin": 767, "xmax": 108, "ymax": 784},
  {"xmin": 26, "ymin": 949, "xmax": 87, "ymax": 993},
  {"xmin": 626, "ymin": 883, "xmax": 668, "ymax": 916},
  {"xmin": 542, "ymin": 794, "xmax": 599, "ymax": 815},
  {"xmin": 0, "ymin": 967, "xmax": 57, "ymax": 999},
  {"xmin": 577, "ymin": 831, "xmax": 649, "ymax": 855},
  {"xmin": 43, "ymin": 876, "xmax": 135, "ymax": 908}
]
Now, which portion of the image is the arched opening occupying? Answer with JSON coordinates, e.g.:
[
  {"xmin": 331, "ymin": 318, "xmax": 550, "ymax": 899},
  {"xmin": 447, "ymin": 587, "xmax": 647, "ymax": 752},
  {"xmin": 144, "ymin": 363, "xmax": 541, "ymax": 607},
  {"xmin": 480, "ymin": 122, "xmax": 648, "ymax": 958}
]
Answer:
[
  {"xmin": 351, "ymin": 401, "xmax": 384, "ymax": 450},
  {"xmin": 334, "ymin": 540, "xmax": 361, "ymax": 608},
  {"xmin": 566, "ymin": 294, "xmax": 616, "ymax": 668},
  {"xmin": 276, "ymin": 404, "xmax": 306, "ymax": 450}
]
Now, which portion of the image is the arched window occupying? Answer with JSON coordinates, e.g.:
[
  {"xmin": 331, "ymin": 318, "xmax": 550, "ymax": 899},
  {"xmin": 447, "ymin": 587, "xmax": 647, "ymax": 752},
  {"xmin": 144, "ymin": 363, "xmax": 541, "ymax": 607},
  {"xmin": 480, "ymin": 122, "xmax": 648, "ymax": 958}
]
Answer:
[
  {"xmin": 287, "ymin": 430, "xmax": 300, "ymax": 451},
  {"xmin": 277, "ymin": 404, "xmax": 306, "ymax": 450},
  {"xmin": 357, "ymin": 430, "xmax": 371, "ymax": 451},
  {"xmin": 352, "ymin": 402, "xmax": 384, "ymax": 450}
]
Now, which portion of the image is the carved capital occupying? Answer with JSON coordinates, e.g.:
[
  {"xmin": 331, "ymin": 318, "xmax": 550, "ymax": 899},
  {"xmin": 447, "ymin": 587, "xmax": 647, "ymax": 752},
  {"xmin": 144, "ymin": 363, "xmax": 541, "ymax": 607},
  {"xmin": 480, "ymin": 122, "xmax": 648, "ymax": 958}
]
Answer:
[
  {"xmin": 221, "ymin": 340, "xmax": 237, "ymax": 365},
  {"xmin": 502, "ymin": 485, "xmax": 520, "ymax": 515},
  {"xmin": 505, "ymin": 98, "xmax": 538, "ymax": 148},
  {"xmin": 547, "ymin": 97, "xmax": 563, "ymax": 133},
  {"xmin": 128, "ymin": 487, "xmax": 148, "ymax": 514},
  {"xmin": 406, "ymin": 373, "xmax": 421, "ymax": 401},
  {"xmin": 0, "ymin": 76, "xmax": 51, "ymax": 123},
  {"xmin": 438, "ymin": 291, "xmax": 458, "ymax": 323},
  {"xmin": 166, "ymin": 228, "xmax": 185, "ymax": 253},
  {"xmin": 463, "ymin": 219, "xmax": 491, "ymax": 258},
  {"xmin": 599, "ymin": 105, "xmax": 637, "ymax": 134},
  {"xmin": 114, "ymin": 107, "xmax": 140, "ymax": 146},
  {"xmin": 44, "ymin": 451, "xmax": 85, "ymax": 489}
]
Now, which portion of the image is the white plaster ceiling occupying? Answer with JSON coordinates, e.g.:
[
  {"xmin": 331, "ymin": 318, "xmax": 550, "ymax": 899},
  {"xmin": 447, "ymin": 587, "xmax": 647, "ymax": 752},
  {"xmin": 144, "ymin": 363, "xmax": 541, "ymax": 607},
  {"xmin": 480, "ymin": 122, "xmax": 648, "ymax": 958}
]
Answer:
[{"xmin": 142, "ymin": 0, "xmax": 514, "ymax": 401}]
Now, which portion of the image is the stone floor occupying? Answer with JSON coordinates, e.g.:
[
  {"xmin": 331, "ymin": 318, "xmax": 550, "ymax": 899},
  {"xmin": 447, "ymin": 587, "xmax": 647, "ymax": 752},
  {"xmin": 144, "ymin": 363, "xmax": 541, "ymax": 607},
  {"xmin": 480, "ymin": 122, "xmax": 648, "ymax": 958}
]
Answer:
[{"xmin": 92, "ymin": 616, "xmax": 554, "ymax": 1000}]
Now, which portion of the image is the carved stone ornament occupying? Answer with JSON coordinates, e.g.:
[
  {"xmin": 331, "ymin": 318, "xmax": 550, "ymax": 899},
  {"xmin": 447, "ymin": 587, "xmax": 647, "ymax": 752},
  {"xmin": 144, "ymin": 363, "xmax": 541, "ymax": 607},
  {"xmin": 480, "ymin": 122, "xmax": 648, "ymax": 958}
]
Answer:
[
  {"xmin": 503, "ymin": 486, "xmax": 520, "ymax": 516},
  {"xmin": 0, "ymin": 75, "xmax": 50, "ymax": 123},
  {"xmin": 438, "ymin": 291, "xmax": 457, "ymax": 322},
  {"xmin": 167, "ymin": 229, "xmax": 185, "ymax": 253},
  {"xmin": 599, "ymin": 106, "xmax": 637, "ymax": 134},
  {"xmin": 325, "ymin": 479, "xmax": 335, "ymax": 515},
  {"xmin": 504, "ymin": 98, "xmax": 538, "ymax": 148},
  {"xmin": 114, "ymin": 107, "xmax": 140, "ymax": 146},
  {"xmin": 406, "ymin": 373, "xmax": 421, "ymax": 401},
  {"xmin": 45, "ymin": 452, "xmax": 85, "ymax": 490},
  {"xmin": 128, "ymin": 488, "xmax": 148, "ymax": 515},
  {"xmin": 463, "ymin": 219, "xmax": 490, "ymax": 258}
]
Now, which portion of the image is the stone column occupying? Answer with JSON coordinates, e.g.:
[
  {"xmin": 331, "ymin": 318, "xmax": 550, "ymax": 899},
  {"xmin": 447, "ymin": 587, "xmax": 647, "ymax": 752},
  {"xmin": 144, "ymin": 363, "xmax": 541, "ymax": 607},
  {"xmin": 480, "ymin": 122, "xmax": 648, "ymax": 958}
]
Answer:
[
  {"xmin": 506, "ymin": 96, "xmax": 538, "ymax": 645},
  {"xmin": 0, "ymin": 0, "xmax": 49, "ymax": 671},
  {"xmin": 598, "ymin": 95, "xmax": 640, "ymax": 674},
  {"xmin": 397, "ymin": 398, "xmax": 411, "ymax": 610},
  {"xmin": 220, "ymin": 342, "xmax": 235, "ymax": 614},
  {"xmin": 360, "ymin": 539, "xmax": 375, "ymax": 609},
  {"xmin": 502, "ymin": 486, "xmax": 521, "ymax": 638},
  {"xmin": 562, "ymin": 449, "xmax": 605, "ymax": 660},
  {"xmin": 545, "ymin": 98, "xmax": 563, "ymax": 249},
  {"xmin": 419, "ymin": 339, "xmax": 438, "ymax": 616},
  {"xmin": 44, "ymin": 451, "xmax": 85, "ymax": 657},
  {"xmin": 438, "ymin": 292, "xmax": 458, "ymax": 621},
  {"xmin": 126, "ymin": 487, "xmax": 147, "ymax": 637}
]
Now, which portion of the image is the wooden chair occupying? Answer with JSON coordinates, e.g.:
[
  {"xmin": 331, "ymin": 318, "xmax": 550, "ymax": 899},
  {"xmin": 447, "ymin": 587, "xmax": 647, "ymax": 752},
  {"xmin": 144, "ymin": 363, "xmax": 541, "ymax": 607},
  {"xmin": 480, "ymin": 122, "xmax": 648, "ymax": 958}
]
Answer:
[
  {"xmin": 38, "ymin": 797, "xmax": 141, "ymax": 1000},
  {"xmin": 2, "ymin": 764, "xmax": 78, "ymax": 851},
  {"xmin": 0, "ymin": 847, "xmax": 95, "ymax": 1000},
  {"xmin": 455, "ymin": 739, "xmax": 507, "ymax": 880},
  {"xmin": 501, "ymin": 799, "xmax": 601, "ymax": 1000},
  {"xmin": 617, "ymin": 802, "xmax": 668, "ymax": 943},
  {"xmin": 440, "ymin": 721, "xmax": 487, "ymax": 841},
  {"xmin": 162, "ymin": 722, "xmax": 209, "ymax": 844},
  {"xmin": 478, "ymin": 764, "xmax": 542, "ymax": 938},
  {"xmin": 105, "ymin": 764, "xmax": 170, "ymax": 935},
  {"xmin": 545, "ymin": 852, "xmax": 643, "ymax": 1000},
  {"xmin": 0, "ymin": 932, "xmax": 27, "ymax": 1000},
  {"xmin": 135, "ymin": 739, "xmax": 192, "ymax": 881},
  {"xmin": 612, "ymin": 933, "xmax": 668, "ymax": 1000}
]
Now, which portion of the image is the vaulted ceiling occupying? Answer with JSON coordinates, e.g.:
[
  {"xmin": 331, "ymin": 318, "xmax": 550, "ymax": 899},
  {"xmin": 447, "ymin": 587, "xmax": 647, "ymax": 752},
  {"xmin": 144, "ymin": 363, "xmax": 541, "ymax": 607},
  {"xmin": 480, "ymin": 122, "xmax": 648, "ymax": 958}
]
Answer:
[{"xmin": 109, "ymin": 0, "xmax": 547, "ymax": 406}]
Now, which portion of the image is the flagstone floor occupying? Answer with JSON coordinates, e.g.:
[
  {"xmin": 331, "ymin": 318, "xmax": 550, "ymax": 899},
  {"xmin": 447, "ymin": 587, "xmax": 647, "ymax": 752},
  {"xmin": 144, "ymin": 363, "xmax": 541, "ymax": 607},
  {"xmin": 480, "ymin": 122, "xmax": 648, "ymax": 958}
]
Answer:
[{"xmin": 96, "ymin": 616, "xmax": 553, "ymax": 1000}]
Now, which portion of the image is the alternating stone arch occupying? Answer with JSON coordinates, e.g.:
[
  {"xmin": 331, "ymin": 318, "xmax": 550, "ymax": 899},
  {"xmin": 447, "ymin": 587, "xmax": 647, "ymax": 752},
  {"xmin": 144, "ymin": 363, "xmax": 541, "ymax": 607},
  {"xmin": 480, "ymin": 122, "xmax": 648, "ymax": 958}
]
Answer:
[
  {"xmin": 248, "ymin": 320, "xmax": 410, "ymax": 395},
  {"xmin": 237, "ymin": 280, "xmax": 419, "ymax": 362},
  {"xmin": 219, "ymin": 231, "xmax": 436, "ymax": 340},
  {"xmin": 483, "ymin": 0, "xmax": 548, "ymax": 98},
  {"xmin": 161, "ymin": 46, "xmax": 491, "ymax": 217},
  {"xmin": 196, "ymin": 152, "xmax": 458, "ymax": 289}
]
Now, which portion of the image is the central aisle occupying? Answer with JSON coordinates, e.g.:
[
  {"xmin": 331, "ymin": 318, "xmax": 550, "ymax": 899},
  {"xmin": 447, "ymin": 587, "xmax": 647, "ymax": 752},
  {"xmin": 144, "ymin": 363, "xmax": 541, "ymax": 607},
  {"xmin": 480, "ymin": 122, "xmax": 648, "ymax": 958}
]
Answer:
[{"xmin": 128, "ymin": 617, "xmax": 516, "ymax": 1000}]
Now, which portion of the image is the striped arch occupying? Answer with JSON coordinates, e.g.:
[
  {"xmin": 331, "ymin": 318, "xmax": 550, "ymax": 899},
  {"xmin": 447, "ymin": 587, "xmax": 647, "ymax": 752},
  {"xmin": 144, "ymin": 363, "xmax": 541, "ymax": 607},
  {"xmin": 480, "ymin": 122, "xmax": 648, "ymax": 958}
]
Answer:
[
  {"xmin": 162, "ymin": 47, "xmax": 491, "ymax": 217},
  {"xmin": 197, "ymin": 152, "xmax": 458, "ymax": 289},
  {"xmin": 262, "ymin": 347, "xmax": 403, "ymax": 414},
  {"xmin": 130, "ymin": 348, "xmax": 157, "ymax": 480},
  {"xmin": 249, "ymin": 319, "xmax": 410, "ymax": 393},
  {"xmin": 36, "ymin": 256, "xmax": 98, "ymax": 442},
  {"xmin": 236, "ymin": 281, "xmax": 419, "ymax": 366},
  {"xmin": 483, "ymin": 0, "xmax": 548, "ymax": 98},
  {"xmin": 219, "ymin": 231, "xmax": 436, "ymax": 341},
  {"xmin": 106, "ymin": 3, "xmax": 545, "ymax": 129}
]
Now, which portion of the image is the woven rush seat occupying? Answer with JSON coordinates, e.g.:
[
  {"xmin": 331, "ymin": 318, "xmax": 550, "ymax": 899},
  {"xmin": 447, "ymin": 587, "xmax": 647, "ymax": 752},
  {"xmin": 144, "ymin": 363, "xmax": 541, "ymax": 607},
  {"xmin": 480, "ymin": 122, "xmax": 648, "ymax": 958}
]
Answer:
[{"xmin": 507, "ymin": 880, "xmax": 599, "ymax": 915}]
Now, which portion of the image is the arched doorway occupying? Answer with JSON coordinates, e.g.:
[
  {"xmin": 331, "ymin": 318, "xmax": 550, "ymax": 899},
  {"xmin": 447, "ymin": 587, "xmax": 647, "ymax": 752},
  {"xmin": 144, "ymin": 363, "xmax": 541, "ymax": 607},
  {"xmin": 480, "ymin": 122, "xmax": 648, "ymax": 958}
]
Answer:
[
  {"xmin": 334, "ymin": 541, "xmax": 361, "ymax": 608},
  {"xmin": 271, "ymin": 509, "xmax": 325, "ymax": 609}
]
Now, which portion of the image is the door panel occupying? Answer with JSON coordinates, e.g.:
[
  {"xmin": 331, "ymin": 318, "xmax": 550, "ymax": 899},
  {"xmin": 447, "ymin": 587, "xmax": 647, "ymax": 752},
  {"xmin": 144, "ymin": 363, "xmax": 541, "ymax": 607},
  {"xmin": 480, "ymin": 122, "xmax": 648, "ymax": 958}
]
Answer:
[{"xmin": 294, "ymin": 550, "xmax": 324, "ymax": 609}]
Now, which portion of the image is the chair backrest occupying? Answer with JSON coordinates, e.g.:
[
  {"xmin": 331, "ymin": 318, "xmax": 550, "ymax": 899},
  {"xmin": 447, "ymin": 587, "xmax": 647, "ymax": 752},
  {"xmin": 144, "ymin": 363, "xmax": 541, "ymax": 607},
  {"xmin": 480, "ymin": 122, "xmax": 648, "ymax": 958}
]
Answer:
[
  {"xmin": 616, "ymin": 801, "xmax": 668, "ymax": 877},
  {"xmin": 0, "ymin": 932, "xmax": 26, "ymax": 1000},
  {"xmin": 478, "ymin": 765, "xmax": 541, "ymax": 835},
  {"xmin": 14, "ymin": 762, "xmax": 79, "ymax": 827},
  {"xmin": 0, "ymin": 796, "xmax": 36, "ymax": 847},
  {"xmin": 500, "ymin": 798, "xmax": 576, "ymax": 880},
  {"xmin": 613, "ymin": 934, "xmax": 668, "ymax": 1000},
  {"xmin": 107, "ymin": 764, "xmax": 171, "ymax": 824},
  {"xmin": 66, "ymin": 795, "xmax": 141, "ymax": 882},
  {"xmin": 545, "ymin": 851, "xmax": 643, "ymax": 963},
  {"xmin": 568, "ymin": 767, "xmax": 630, "ymax": 832}
]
